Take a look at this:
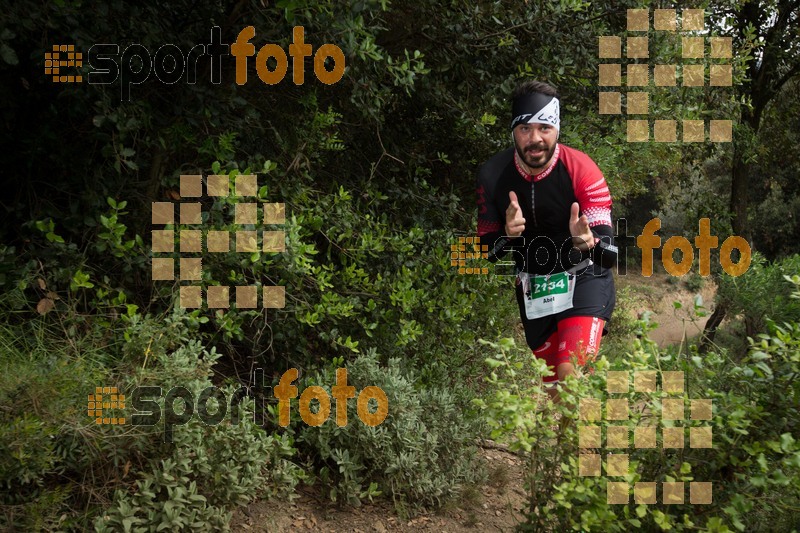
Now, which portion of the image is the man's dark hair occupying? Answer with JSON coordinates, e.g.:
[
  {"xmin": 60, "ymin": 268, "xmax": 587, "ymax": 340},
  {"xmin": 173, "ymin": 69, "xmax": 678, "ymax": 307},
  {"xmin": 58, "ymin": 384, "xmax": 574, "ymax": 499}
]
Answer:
[{"xmin": 511, "ymin": 80, "xmax": 559, "ymax": 101}]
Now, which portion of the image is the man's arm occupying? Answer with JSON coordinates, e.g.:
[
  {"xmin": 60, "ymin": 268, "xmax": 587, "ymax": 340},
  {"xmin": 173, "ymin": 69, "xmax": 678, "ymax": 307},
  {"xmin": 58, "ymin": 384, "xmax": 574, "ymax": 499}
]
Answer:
[
  {"xmin": 569, "ymin": 152, "xmax": 617, "ymax": 269},
  {"xmin": 476, "ymin": 191, "xmax": 505, "ymax": 262},
  {"xmin": 476, "ymin": 169, "xmax": 517, "ymax": 263}
]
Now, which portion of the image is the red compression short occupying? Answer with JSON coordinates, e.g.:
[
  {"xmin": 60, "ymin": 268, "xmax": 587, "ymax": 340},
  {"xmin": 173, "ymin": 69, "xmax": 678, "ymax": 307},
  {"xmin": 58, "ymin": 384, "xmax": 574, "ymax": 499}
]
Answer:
[{"xmin": 533, "ymin": 316, "xmax": 605, "ymax": 383}]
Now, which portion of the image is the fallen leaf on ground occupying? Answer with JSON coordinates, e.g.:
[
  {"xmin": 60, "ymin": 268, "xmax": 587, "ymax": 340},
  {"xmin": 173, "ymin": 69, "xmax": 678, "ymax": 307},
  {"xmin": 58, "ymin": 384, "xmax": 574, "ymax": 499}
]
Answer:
[{"xmin": 37, "ymin": 298, "xmax": 54, "ymax": 315}]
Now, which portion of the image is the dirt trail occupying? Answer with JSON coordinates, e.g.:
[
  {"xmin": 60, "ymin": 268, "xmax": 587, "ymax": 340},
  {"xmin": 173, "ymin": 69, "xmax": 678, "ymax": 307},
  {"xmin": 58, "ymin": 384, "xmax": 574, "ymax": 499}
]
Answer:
[
  {"xmin": 232, "ymin": 447, "xmax": 527, "ymax": 532},
  {"xmin": 617, "ymin": 270, "xmax": 716, "ymax": 348}
]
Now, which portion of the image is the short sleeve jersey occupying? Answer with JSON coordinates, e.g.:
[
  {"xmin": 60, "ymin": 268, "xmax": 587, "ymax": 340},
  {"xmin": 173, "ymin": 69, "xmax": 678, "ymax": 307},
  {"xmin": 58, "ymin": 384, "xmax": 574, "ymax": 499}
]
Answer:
[{"xmin": 476, "ymin": 143, "xmax": 615, "ymax": 347}]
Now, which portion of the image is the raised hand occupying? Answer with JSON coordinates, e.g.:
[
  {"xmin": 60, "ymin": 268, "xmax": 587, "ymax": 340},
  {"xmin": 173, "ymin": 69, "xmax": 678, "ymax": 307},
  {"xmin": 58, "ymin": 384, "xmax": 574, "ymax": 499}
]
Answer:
[
  {"xmin": 569, "ymin": 202, "xmax": 594, "ymax": 251},
  {"xmin": 505, "ymin": 191, "xmax": 526, "ymax": 237}
]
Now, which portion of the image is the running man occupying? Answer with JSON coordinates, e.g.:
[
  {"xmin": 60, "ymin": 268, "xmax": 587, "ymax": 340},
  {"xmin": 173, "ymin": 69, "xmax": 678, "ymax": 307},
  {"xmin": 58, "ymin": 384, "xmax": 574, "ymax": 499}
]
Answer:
[{"xmin": 476, "ymin": 80, "xmax": 617, "ymax": 396}]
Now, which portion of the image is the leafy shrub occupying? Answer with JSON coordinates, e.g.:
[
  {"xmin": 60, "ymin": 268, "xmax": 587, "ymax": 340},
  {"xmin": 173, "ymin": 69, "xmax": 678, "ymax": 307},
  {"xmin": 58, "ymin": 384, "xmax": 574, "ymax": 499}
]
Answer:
[
  {"xmin": 96, "ymin": 320, "xmax": 305, "ymax": 532},
  {"xmin": 95, "ymin": 410, "xmax": 300, "ymax": 532},
  {"xmin": 0, "ymin": 308, "xmax": 110, "ymax": 530},
  {"xmin": 295, "ymin": 351, "xmax": 486, "ymax": 515},
  {"xmin": 685, "ymin": 272, "xmax": 705, "ymax": 293},
  {"xmin": 716, "ymin": 253, "xmax": 800, "ymax": 337},
  {"xmin": 0, "ymin": 299, "xmax": 304, "ymax": 531},
  {"xmin": 605, "ymin": 284, "xmax": 641, "ymax": 352},
  {"xmin": 475, "ymin": 283, "xmax": 800, "ymax": 533}
]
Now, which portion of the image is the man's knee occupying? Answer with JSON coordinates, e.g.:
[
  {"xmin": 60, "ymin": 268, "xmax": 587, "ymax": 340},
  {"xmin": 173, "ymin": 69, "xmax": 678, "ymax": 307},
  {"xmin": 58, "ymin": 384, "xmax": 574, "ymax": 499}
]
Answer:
[{"xmin": 556, "ymin": 362, "xmax": 575, "ymax": 381}]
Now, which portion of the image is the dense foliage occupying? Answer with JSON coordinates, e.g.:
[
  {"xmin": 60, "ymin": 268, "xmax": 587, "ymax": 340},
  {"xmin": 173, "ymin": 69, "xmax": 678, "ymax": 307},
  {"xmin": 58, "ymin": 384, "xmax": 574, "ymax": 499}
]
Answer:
[
  {"xmin": 477, "ymin": 276, "xmax": 800, "ymax": 532},
  {"xmin": 1, "ymin": 0, "xmax": 799, "ymax": 531}
]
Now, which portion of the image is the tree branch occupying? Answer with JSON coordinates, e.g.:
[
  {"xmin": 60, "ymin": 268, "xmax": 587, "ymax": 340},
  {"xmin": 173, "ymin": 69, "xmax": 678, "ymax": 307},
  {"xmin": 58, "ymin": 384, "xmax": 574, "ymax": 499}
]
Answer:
[{"xmin": 774, "ymin": 61, "xmax": 800, "ymax": 95}]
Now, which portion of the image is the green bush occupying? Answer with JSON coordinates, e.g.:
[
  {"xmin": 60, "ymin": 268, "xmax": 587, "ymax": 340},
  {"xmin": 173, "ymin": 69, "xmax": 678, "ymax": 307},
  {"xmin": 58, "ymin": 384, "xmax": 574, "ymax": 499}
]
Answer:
[
  {"xmin": 716, "ymin": 253, "xmax": 800, "ymax": 337},
  {"xmin": 475, "ymin": 278, "xmax": 800, "ymax": 533},
  {"xmin": 295, "ymin": 351, "xmax": 486, "ymax": 515},
  {"xmin": 0, "ymin": 302, "xmax": 304, "ymax": 531},
  {"xmin": 96, "ymin": 317, "xmax": 306, "ymax": 532},
  {"xmin": 0, "ymin": 308, "xmax": 111, "ymax": 530},
  {"xmin": 605, "ymin": 284, "xmax": 641, "ymax": 353},
  {"xmin": 685, "ymin": 272, "xmax": 705, "ymax": 293},
  {"xmin": 95, "ymin": 408, "xmax": 301, "ymax": 532}
]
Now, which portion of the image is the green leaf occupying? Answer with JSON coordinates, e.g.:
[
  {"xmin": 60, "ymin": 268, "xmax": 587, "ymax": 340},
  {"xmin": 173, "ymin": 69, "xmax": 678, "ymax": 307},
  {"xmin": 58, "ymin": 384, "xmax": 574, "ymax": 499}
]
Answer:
[
  {"xmin": 485, "ymin": 357, "xmax": 503, "ymax": 369},
  {"xmin": 771, "ymin": 469, "xmax": 790, "ymax": 485},
  {"xmin": 780, "ymin": 432, "xmax": 795, "ymax": 452},
  {"xmin": 0, "ymin": 43, "xmax": 18, "ymax": 65}
]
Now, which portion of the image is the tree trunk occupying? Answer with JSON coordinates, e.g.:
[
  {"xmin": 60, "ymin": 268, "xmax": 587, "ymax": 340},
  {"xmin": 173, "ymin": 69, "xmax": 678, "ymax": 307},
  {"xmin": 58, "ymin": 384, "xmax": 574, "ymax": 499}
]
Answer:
[
  {"xmin": 729, "ymin": 145, "xmax": 750, "ymax": 240},
  {"xmin": 700, "ymin": 302, "xmax": 727, "ymax": 352},
  {"xmin": 730, "ymin": 104, "xmax": 760, "ymax": 241}
]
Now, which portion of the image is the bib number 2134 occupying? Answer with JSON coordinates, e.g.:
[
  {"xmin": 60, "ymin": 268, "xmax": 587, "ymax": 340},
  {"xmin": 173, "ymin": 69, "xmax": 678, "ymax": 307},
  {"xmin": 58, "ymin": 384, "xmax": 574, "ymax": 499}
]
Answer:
[{"xmin": 520, "ymin": 271, "xmax": 575, "ymax": 319}]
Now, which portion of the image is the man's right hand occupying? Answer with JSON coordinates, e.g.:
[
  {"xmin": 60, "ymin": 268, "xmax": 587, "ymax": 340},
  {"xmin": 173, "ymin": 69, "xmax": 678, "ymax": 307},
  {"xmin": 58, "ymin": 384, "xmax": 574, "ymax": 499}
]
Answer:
[{"xmin": 505, "ymin": 191, "xmax": 526, "ymax": 237}]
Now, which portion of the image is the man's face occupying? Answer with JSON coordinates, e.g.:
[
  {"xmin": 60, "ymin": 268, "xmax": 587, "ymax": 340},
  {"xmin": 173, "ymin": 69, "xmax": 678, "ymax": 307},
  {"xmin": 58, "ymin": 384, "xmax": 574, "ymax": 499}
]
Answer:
[{"xmin": 513, "ymin": 123, "xmax": 558, "ymax": 172}]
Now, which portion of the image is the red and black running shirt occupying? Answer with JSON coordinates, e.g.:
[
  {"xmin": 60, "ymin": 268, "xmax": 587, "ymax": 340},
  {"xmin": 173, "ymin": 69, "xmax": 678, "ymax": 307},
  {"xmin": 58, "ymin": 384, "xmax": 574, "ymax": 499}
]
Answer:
[{"xmin": 476, "ymin": 143, "xmax": 614, "ymax": 275}]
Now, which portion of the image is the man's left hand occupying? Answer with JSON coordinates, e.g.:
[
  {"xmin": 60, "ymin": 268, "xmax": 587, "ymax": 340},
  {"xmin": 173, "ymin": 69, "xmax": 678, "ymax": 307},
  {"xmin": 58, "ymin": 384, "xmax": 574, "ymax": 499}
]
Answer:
[{"xmin": 569, "ymin": 202, "xmax": 594, "ymax": 251}]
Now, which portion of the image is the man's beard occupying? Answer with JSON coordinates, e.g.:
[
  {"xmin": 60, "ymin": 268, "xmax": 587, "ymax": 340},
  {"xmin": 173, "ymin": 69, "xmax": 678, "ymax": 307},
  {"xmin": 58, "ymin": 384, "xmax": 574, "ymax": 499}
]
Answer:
[{"xmin": 515, "ymin": 141, "xmax": 556, "ymax": 170}]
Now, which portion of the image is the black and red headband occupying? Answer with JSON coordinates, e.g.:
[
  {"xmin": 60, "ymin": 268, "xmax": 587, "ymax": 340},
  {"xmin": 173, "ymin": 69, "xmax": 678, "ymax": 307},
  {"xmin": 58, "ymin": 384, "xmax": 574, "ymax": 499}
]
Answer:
[{"xmin": 511, "ymin": 92, "xmax": 560, "ymax": 130}]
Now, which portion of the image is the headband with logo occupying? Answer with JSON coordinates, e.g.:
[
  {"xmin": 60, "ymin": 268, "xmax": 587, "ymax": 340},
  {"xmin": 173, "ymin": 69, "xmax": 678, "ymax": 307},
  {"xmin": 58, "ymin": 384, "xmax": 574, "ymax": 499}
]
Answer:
[{"xmin": 510, "ymin": 92, "xmax": 560, "ymax": 130}]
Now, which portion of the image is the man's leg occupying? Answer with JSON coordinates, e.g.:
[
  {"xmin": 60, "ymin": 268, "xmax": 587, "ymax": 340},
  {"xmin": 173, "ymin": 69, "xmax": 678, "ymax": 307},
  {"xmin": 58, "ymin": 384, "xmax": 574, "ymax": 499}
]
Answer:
[
  {"xmin": 551, "ymin": 316, "xmax": 605, "ymax": 399},
  {"xmin": 532, "ymin": 330, "xmax": 560, "ymax": 400}
]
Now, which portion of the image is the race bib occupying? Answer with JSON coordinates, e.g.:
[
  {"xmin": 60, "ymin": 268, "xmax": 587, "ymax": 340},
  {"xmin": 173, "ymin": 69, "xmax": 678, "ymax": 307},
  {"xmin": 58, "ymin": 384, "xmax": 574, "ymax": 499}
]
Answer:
[{"xmin": 520, "ymin": 271, "xmax": 575, "ymax": 319}]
